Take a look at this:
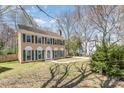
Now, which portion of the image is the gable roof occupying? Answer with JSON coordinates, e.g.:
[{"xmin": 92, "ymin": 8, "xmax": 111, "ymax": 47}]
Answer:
[{"xmin": 18, "ymin": 24, "xmax": 63, "ymax": 39}]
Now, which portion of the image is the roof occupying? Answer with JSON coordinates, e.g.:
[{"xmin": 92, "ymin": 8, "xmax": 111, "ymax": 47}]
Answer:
[{"xmin": 18, "ymin": 24, "xmax": 63, "ymax": 38}]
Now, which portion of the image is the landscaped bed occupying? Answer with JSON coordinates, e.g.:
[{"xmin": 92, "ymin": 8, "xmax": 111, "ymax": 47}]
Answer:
[{"xmin": 0, "ymin": 57, "xmax": 124, "ymax": 88}]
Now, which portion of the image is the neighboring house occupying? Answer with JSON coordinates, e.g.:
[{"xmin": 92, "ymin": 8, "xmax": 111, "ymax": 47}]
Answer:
[
  {"xmin": 78, "ymin": 40, "xmax": 98, "ymax": 56},
  {"xmin": 17, "ymin": 24, "xmax": 65, "ymax": 63},
  {"xmin": 86, "ymin": 40, "xmax": 97, "ymax": 55}
]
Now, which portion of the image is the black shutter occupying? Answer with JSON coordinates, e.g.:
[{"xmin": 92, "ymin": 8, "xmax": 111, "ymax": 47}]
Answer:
[
  {"xmin": 42, "ymin": 37, "xmax": 44, "ymax": 44},
  {"xmin": 32, "ymin": 35, "xmax": 34, "ymax": 43},
  {"xmin": 35, "ymin": 36, "xmax": 37, "ymax": 44},
  {"xmin": 23, "ymin": 34, "xmax": 26, "ymax": 42},
  {"xmin": 35, "ymin": 50, "xmax": 37, "ymax": 60},
  {"xmin": 32, "ymin": 50, "xmax": 34, "ymax": 60},
  {"xmin": 42, "ymin": 50, "xmax": 44, "ymax": 60},
  {"xmin": 53, "ymin": 38, "xmax": 54, "ymax": 45},
  {"xmin": 23, "ymin": 50, "xmax": 26, "ymax": 61}
]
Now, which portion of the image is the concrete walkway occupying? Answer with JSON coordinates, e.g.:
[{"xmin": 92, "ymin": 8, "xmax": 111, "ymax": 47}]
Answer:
[{"xmin": 51, "ymin": 57, "xmax": 90, "ymax": 64}]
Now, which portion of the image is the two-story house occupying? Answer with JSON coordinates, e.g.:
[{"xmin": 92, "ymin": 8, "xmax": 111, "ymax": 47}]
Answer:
[{"xmin": 18, "ymin": 24, "xmax": 65, "ymax": 63}]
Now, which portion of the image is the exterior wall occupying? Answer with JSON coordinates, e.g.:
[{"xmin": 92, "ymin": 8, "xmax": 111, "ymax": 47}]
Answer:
[
  {"xmin": 18, "ymin": 32, "xmax": 22, "ymax": 63},
  {"xmin": 0, "ymin": 54, "xmax": 18, "ymax": 62},
  {"xmin": 18, "ymin": 29, "xmax": 65, "ymax": 63}
]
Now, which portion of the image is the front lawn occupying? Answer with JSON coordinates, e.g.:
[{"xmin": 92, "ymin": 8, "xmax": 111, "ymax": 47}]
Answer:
[
  {"xmin": 0, "ymin": 57, "xmax": 124, "ymax": 88},
  {"xmin": 0, "ymin": 61, "xmax": 53, "ymax": 79}
]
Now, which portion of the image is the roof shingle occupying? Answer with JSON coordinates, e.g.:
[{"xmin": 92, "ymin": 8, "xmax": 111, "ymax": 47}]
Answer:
[{"xmin": 18, "ymin": 24, "xmax": 63, "ymax": 38}]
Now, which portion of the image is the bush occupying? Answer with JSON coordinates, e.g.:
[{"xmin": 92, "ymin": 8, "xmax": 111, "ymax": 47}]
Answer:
[
  {"xmin": 0, "ymin": 48, "xmax": 17, "ymax": 55},
  {"xmin": 91, "ymin": 44, "xmax": 124, "ymax": 77}
]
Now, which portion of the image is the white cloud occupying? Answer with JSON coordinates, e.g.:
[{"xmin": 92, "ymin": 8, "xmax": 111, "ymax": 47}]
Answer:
[
  {"xmin": 34, "ymin": 18, "xmax": 57, "ymax": 30},
  {"xmin": 34, "ymin": 18, "xmax": 46, "ymax": 25},
  {"xmin": 49, "ymin": 19, "xmax": 56, "ymax": 24}
]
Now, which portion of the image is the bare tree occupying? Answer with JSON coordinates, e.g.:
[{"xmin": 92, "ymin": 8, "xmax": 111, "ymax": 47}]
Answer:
[
  {"xmin": 89, "ymin": 5, "xmax": 122, "ymax": 58},
  {"xmin": 57, "ymin": 10, "xmax": 76, "ymax": 56},
  {"xmin": 73, "ymin": 6, "xmax": 96, "ymax": 56}
]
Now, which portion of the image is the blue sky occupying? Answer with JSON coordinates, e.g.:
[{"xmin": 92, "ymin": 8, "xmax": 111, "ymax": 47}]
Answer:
[{"xmin": 24, "ymin": 5, "xmax": 75, "ymax": 30}]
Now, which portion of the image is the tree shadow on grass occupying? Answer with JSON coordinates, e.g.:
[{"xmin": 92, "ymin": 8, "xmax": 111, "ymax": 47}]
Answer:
[
  {"xmin": 0, "ymin": 66, "xmax": 13, "ymax": 73},
  {"xmin": 41, "ymin": 63, "xmax": 92, "ymax": 88}
]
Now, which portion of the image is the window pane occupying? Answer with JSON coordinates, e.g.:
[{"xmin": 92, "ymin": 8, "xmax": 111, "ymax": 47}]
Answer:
[
  {"xmin": 47, "ymin": 38, "xmax": 50, "ymax": 44},
  {"xmin": 27, "ymin": 50, "xmax": 31, "ymax": 60},
  {"xmin": 38, "ymin": 50, "xmax": 42, "ymax": 59},
  {"xmin": 53, "ymin": 38, "xmax": 54, "ymax": 45},
  {"xmin": 38, "ymin": 37, "xmax": 41, "ymax": 43},
  {"xmin": 45, "ymin": 37, "xmax": 47, "ymax": 44},
  {"xmin": 47, "ymin": 50, "xmax": 51, "ymax": 59},
  {"xmin": 27, "ymin": 35, "xmax": 31, "ymax": 42}
]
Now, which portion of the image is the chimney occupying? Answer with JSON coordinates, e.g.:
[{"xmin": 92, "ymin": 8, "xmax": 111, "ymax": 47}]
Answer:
[{"xmin": 59, "ymin": 29, "xmax": 62, "ymax": 36}]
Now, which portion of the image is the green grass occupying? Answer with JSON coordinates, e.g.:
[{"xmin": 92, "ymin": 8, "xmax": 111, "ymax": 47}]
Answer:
[
  {"xmin": 0, "ymin": 61, "xmax": 53, "ymax": 79},
  {"xmin": 0, "ymin": 57, "xmax": 90, "ymax": 80}
]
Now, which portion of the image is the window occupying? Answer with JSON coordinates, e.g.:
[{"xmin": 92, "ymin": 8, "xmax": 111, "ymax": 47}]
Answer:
[
  {"xmin": 55, "ymin": 39, "xmax": 57, "ymax": 44},
  {"xmin": 63, "ymin": 40, "xmax": 65, "ymax": 45},
  {"xmin": 60, "ymin": 50, "xmax": 64, "ymax": 57},
  {"xmin": 50, "ymin": 38, "xmax": 52, "ymax": 44},
  {"xmin": 53, "ymin": 38, "xmax": 54, "ymax": 45},
  {"xmin": 56, "ymin": 39, "xmax": 58, "ymax": 45},
  {"xmin": 47, "ymin": 38, "xmax": 50, "ymax": 44},
  {"xmin": 54, "ymin": 51, "xmax": 57, "ymax": 58},
  {"xmin": 38, "ymin": 50, "xmax": 42, "ymax": 59},
  {"xmin": 58, "ymin": 40, "xmax": 60, "ymax": 45},
  {"xmin": 62, "ymin": 51, "xmax": 64, "ymax": 56},
  {"xmin": 45, "ymin": 37, "xmax": 47, "ymax": 44},
  {"xmin": 47, "ymin": 50, "xmax": 51, "ymax": 59},
  {"xmin": 27, "ymin": 50, "xmax": 31, "ymax": 60},
  {"xmin": 38, "ymin": 37, "xmax": 41, "ymax": 43},
  {"xmin": 27, "ymin": 35, "xmax": 31, "ymax": 42},
  {"xmin": 60, "ymin": 40, "xmax": 62, "ymax": 45}
]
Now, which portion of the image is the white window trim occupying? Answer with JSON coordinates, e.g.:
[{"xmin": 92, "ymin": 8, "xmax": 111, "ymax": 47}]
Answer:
[
  {"xmin": 26, "ymin": 50, "xmax": 32, "ymax": 61},
  {"xmin": 26, "ymin": 35, "xmax": 32, "ymax": 42},
  {"xmin": 24, "ymin": 46, "xmax": 33, "ymax": 61},
  {"xmin": 46, "ymin": 46, "xmax": 52, "ymax": 59},
  {"xmin": 37, "ymin": 50, "xmax": 42, "ymax": 60}
]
